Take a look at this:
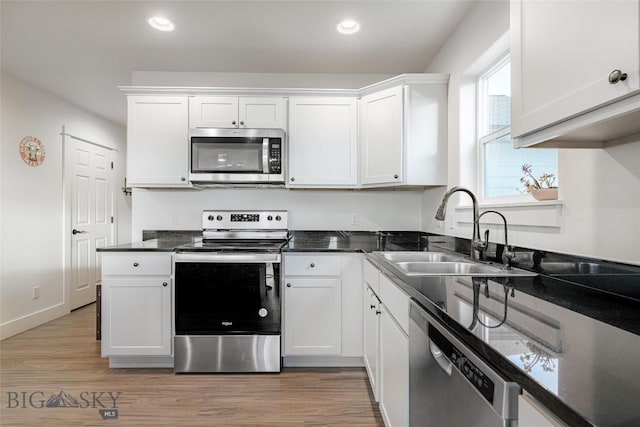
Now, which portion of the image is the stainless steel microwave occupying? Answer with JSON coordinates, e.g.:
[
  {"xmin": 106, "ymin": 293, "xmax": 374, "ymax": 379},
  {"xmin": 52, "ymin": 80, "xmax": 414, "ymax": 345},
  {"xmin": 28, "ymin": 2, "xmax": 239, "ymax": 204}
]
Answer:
[{"xmin": 189, "ymin": 128, "xmax": 285, "ymax": 184}]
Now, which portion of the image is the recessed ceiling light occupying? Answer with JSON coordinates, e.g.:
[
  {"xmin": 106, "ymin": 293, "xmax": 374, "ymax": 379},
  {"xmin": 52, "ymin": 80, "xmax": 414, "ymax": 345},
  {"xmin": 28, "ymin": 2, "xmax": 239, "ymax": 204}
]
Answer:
[
  {"xmin": 337, "ymin": 19, "xmax": 360, "ymax": 35},
  {"xmin": 148, "ymin": 16, "xmax": 175, "ymax": 32}
]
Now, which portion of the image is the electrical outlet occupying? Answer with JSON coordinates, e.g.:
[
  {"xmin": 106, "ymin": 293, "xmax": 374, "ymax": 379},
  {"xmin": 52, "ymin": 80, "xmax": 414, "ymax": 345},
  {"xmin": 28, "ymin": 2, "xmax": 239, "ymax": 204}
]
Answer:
[
  {"xmin": 32, "ymin": 286, "xmax": 40, "ymax": 300},
  {"xmin": 351, "ymin": 213, "xmax": 359, "ymax": 226},
  {"xmin": 171, "ymin": 215, "xmax": 180, "ymax": 226}
]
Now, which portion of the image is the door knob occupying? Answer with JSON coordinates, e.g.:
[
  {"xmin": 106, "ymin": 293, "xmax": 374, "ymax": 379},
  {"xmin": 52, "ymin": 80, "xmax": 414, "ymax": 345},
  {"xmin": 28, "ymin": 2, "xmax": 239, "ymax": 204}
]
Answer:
[{"xmin": 72, "ymin": 229, "xmax": 86, "ymax": 235}]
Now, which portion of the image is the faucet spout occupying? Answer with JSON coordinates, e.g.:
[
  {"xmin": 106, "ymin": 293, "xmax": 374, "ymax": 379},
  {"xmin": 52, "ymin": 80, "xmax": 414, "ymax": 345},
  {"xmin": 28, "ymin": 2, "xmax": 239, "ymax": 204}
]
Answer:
[{"xmin": 434, "ymin": 186, "xmax": 483, "ymax": 260}]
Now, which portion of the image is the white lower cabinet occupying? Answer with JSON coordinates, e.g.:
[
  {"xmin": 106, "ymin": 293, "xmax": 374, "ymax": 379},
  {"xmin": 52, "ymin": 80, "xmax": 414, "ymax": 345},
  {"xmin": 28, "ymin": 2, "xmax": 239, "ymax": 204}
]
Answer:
[
  {"xmin": 282, "ymin": 253, "xmax": 363, "ymax": 365},
  {"xmin": 364, "ymin": 262, "xmax": 410, "ymax": 427},
  {"xmin": 363, "ymin": 284, "xmax": 381, "ymax": 401},
  {"xmin": 101, "ymin": 252, "xmax": 173, "ymax": 359},
  {"xmin": 519, "ymin": 393, "xmax": 567, "ymax": 427}
]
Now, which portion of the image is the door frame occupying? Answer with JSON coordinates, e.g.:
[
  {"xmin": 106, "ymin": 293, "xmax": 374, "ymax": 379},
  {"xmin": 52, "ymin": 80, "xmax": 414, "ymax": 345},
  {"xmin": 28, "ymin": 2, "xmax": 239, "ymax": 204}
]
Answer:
[{"xmin": 62, "ymin": 126, "xmax": 117, "ymax": 312}]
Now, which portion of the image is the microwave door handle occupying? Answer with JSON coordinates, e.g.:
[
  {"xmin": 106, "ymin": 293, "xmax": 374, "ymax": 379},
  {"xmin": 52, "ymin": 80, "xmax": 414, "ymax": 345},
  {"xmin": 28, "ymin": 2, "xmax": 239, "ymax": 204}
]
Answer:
[{"xmin": 262, "ymin": 138, "xmax": 270, "ymax": 174}]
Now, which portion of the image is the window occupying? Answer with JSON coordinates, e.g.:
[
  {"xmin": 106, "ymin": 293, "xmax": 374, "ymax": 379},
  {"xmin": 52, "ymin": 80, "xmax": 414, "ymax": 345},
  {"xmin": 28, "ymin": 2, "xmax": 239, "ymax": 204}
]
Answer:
[{"xmin": 478, "ymin": 56, "xmax": 558, "ymax": 199}]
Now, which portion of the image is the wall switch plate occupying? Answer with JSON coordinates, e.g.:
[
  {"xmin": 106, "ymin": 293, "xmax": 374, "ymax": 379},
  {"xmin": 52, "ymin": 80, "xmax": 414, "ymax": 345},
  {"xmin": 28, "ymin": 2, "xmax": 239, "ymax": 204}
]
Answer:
[
  {"xmin": 32, "ymin": 286, "xmax": 40, "ymax": 300},
  {"xmin": 351, "ymin": 213, "xmax": 359, "ymax": 225}
]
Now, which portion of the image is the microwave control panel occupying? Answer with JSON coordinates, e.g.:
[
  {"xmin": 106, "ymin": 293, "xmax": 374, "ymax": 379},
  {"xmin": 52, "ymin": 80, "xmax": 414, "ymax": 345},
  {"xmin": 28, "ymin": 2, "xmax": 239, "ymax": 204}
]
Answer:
[{"xmin": 269, "ymin": 139, "xmax": 282, "ymax": 174}]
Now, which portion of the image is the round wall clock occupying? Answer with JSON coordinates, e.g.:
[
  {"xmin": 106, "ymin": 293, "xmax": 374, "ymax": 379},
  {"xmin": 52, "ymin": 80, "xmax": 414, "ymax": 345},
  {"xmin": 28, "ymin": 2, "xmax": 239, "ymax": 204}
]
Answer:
[{"xmin": 19, "ymin": 136, "xmax": 46, "ymax": 167}]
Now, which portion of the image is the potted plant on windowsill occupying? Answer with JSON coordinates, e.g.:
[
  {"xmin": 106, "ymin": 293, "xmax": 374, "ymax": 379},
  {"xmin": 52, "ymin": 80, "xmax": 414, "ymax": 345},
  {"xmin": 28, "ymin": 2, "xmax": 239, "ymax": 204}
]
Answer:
[{"xmin": 520, "ymin": 164, "xmax": 558, "ymax": 201}]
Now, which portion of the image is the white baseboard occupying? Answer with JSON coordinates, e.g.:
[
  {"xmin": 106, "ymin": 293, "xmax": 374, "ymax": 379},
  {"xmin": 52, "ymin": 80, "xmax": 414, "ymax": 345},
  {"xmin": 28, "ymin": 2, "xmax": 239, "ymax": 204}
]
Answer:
[
  {"xmin": 283, "ymin": 356, "xmax": 365, "ymax": 368},
  {"xmin": 0, "ymin": 302, "xmax": 69, "ymax": 340}
]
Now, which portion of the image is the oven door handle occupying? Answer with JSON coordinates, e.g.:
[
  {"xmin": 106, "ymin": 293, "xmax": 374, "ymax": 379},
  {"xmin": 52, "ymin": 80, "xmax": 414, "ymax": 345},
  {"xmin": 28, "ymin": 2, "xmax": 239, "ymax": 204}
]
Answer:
[{"xmin": 175, "ymin": 253, "xmax": 281, "ymax": 263}]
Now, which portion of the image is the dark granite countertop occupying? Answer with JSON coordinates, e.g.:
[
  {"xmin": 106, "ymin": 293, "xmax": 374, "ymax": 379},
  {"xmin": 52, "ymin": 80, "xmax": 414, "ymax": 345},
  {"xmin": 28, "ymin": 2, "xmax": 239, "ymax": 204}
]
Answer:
[
  {"xmin": 96, "ymin": 231, "xmax": 201, "ymax": 252},
  {"xmin": 366, "ymin": 252, "xmax": 640, "ymax": 427}
]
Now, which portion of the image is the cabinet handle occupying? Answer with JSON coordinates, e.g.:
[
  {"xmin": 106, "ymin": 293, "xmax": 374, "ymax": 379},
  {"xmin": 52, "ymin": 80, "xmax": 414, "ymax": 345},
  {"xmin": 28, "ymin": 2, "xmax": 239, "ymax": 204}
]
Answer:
[
  {"xmin": 375, "ymin": 310, "xmax": 382, "ymax": 315},
  {"xmin": 162, "ymin": 282, "xmax": 168, "ymax": 287},
  {"xmin": 290, "ymin": 177, "xmax": 295, "ymax": 182},
  {"xmin": 370, "ymin": 304, "xmax": 376, "ymax": 309},
  {"xmin": 394, "ymin": 174, "xmax": 399, "ymax": 179},
  {"xmin": 310, "ymin": 263, "xmax": 315, "ymax": 268},
  {"xmin": 609, "ymin": 69, "xmax": 628, "ymax": 84},
  {"xmin": 286, "ymin": 283, "xmax": 292, "ymax": 288},
  {"xmin": 133, "ymin": 262, "xmax": 139, "ymax": 267}
]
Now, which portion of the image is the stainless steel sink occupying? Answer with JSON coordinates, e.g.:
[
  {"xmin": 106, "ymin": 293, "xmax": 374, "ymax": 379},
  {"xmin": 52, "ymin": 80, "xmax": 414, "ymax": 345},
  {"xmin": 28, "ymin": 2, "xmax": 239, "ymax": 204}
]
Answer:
[
  {"xmin": 539, "ymin": 262, "xmax": 637, "ymax": 275},
  {"xmin": 372, "ymin": 251, "xmax": 538, "ymax": 278},
  {"xmin": 379, "ymin": 251, "xmax": 461, "ymax": 263}
]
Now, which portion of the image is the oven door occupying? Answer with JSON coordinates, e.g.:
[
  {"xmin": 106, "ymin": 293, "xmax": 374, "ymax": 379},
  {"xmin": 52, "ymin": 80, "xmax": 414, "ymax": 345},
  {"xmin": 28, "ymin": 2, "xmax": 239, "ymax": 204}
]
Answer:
[{"xmin": 174, "ymin": 253, "xmax": 281, "ymax": 335}]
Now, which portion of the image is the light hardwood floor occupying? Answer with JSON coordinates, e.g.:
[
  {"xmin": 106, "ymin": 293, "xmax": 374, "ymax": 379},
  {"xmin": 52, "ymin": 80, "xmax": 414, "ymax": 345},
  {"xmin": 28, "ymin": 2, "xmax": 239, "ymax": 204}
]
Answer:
[{"xmin": 0, "ymin": 304, "xmax": 383, "ymax": 426}]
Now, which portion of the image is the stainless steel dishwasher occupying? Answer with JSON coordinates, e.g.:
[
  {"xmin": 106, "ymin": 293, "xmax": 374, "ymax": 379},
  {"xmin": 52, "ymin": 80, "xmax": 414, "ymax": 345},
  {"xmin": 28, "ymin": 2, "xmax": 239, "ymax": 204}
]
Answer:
[{"xmin": 409, "ymin": 300, "xmax": 520, "ymax": 426}]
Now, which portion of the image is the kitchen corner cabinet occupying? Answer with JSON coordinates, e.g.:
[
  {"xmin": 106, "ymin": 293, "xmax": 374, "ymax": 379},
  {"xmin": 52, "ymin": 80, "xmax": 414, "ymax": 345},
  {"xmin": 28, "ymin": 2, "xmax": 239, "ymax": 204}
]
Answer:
[
  {"xmin": 101, "ymin": 252, "xmax": 173, "ymax": 357},
  {"xmin": 363, "ymin": 260, "xmax": 409, "ymax": 427},
  {"xmin": 126, "ymin": 96, "xmax": 190, "ymax": 187},
  {"xmin": 287, "ymin": 97, "xmax": 358, "ymax": 187},
  {"xmin": 189, "ymin": 96, "xmax": 284, "ymax": 129},
  {"xmin": 282, "ymin": 253, "xmax": 363, "ymax": 362},
  {"xmin": 360, "ymin": 81, "xmax": 447, "ymax": 187},
  {"xmin": 511, "ymin": 0, "xmax": 640, "ymax": 147}
]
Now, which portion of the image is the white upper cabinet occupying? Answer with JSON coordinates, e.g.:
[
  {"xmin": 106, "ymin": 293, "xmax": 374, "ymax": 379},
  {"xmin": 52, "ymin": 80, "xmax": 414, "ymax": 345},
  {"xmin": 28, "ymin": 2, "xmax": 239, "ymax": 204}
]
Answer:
[
  {"xmin": 360, "ymin": 86, "xmax": 404, "ymax": 185},
  {"xmin": 360, "ymin": 78, "xmax": 448, "ymax": 187},
  {"xmin": 287, "ymin": 97, "xmax": 358, "ymax": 187},
  {"xmin": 189, "ymin": 96, "xmax": 284, "ymax": 129},
  {"xmin": 511, "ymin": 0, "xmax": 640, "ymax": 147},
  {"xmin": 126, "ymin": 96, "xmax": 190, "ymax": 187}
]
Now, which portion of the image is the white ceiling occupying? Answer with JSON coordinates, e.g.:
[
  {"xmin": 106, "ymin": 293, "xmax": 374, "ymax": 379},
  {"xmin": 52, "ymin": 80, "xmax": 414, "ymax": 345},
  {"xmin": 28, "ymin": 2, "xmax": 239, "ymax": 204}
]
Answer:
[{"xmin": 1, "ymin": 1, "xmax": 474, "ymax": 125}]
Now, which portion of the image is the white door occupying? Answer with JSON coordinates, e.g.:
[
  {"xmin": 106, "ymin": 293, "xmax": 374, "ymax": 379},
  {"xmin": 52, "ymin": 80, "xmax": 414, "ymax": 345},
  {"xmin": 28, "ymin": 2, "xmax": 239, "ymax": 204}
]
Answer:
[{"xmin": 66, "ymin": 137, "xmax": 115, "ymax": 309}]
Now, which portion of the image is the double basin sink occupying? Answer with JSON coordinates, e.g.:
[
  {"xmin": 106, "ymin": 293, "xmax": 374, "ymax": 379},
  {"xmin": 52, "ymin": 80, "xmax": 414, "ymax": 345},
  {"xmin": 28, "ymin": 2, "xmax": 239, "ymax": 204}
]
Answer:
[{"xmin": 371, "ymin": 251, "xmax": 538, "ymax": 278}]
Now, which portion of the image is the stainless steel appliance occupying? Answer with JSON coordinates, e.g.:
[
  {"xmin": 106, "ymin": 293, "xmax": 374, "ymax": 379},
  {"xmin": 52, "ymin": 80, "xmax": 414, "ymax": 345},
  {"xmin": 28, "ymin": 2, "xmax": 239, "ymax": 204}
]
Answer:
[
  {"xmin": 189, "ymin": 128, "xmax": 285, "ymax": 184},
  {"xmin": 174, "ymin": 210, "xmax": 288, "ymax": 373},
  {"xmin": 409, "ymin": 300, "xmax": 520, "ymax": 426}
]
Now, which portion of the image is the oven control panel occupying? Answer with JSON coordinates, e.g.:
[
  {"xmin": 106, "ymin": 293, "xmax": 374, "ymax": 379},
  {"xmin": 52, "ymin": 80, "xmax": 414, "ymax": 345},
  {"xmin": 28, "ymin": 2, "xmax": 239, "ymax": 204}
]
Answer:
[{"xmin": 202, "ymin": 210, "xmax": 288, "ymax": 230}]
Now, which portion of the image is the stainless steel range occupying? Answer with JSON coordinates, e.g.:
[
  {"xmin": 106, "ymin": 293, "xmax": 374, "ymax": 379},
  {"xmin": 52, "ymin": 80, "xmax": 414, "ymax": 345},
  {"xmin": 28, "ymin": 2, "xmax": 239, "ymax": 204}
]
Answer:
[{"xmin": 174, "ymin": 210, "xmax": 288, "ymax": 373}]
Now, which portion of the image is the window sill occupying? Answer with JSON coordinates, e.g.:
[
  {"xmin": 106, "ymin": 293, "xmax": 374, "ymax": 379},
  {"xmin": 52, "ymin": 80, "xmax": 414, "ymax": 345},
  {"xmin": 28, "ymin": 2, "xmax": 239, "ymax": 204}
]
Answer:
[{"xmin": 453, "ymin": 199, "xmax": 564, "ymax": 228}]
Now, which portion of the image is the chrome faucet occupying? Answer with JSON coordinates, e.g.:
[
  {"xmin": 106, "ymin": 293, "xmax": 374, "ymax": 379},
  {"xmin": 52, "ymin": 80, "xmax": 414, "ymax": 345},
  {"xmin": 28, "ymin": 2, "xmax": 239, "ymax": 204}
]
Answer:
[
  {"xmin": 434, "ymin": 186, "xmax": 486, "ymax": 260},
  {"xmin": 476, "ymin": 210, "xmax": 515, "ymax": 269}
]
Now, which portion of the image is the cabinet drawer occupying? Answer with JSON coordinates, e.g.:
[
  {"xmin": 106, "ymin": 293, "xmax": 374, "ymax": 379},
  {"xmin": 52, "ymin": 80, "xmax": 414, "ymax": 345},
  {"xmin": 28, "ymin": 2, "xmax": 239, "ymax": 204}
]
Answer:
[
  {"xmin": 285, "ymin": 254, "xmax": 342, "ymax": 276},
  {"xmin": 363, "ymin": 260, "xmax": 380, "ymax": 294},
  {"xmin": 102, "ymin": 253, "xmax": 172, "ymax": 276},
  {"xmin": 380, "ymin": 274, "xmax": 410, "ymax": 334}
]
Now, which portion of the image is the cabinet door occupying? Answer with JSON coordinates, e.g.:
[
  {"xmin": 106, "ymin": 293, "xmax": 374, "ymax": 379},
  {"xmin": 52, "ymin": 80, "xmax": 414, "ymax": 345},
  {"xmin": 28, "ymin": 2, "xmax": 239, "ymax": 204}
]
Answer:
[
  {"xmin": 127, "ymin": 96, "xmax": 189, "ymax": 187},
  {"xmin": 380, "ymin": 306, "xmax": 409, "ymax": 427},
  {"xmin": 518, "ymin": 394, "xmax": 566, "ymax": 427},
  {"xmin": 511, "ymin": 0, "xmax": 640, "ymax": 138},
  {"xmin": 363, "ymin": 285, "xmax": 381, "ymax": 401},
  {"xmin": 360, "ymin": 86, "xmax": 403, "ymax": 185},
  {"xmin": 283, "ymin": 278, "xmax": 342, "ymax": 355},
  {"xmin": 101, "ymin": 277, "xmax": 172, "ymax": 356},
  {"xmin": 239, "ymin": 97, "xmax": 284, "ymax": 129},
  {"xmin": 288, "ymin": 97, "xmax": 358, "ymax": 187},
  {"xmin": 189, "ymin": 96, "xmax": 239, "ymax": 128}
]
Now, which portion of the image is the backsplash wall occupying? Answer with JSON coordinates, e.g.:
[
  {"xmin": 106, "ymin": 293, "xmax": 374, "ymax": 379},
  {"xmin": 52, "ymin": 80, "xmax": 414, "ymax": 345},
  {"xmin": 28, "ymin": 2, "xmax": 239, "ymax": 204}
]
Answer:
[{"xmin": 131, "ymin": 188, "xmax": 423, "ymax": 241}]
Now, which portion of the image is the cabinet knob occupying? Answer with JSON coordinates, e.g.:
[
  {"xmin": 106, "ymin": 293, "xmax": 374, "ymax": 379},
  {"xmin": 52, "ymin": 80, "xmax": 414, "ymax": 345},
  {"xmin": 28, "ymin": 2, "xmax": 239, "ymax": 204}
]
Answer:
[
  {"xmin": 180, "ymin": 177, "xmax": 186, "ymax": 182},
  {"xmin": 609, "ymin": 69, "xmax": 628, "ymax": 84},
  {"xmin": 133, "ymin": 262, "xmax": 139, "ymax": 267},
  {"xmin": 394, "ymin": 174, "xmax": 399, "ymax": 179},
  {"xmin": 232, "ymin": 120, "xmax": 237, "ymax": 125},
  {"xmin": 162, "ymin": 282, "xmax": 168, "ymax": 287},
  {"xmin": 310, "ymin": 263, "xmax": 315, "ymax": 268},
  {"xmin": 375, "ymin": 310, "xmax": 382, "ymax": 315},
  {"xmin": 370, "ymin": 304, "xmax": 376, "ymax": 309},
  {"xmin": 290, "ymin": 177, "xmax": 295, "ymax": 182},
  {"xmin": 286, "ymin": 283, "xmax": 292, "ymax": 288},
  {"xmin": 240, "ymin": 121, "xmax": 245, "ymax": 126}
]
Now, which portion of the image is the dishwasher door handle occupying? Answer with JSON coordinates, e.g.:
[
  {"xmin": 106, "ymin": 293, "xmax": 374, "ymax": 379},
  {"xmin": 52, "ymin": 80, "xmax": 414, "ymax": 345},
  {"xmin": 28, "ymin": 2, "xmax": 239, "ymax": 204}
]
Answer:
[{"xmin": 430, "ymin": 341, "xmax": 453, "ymax": 376}]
